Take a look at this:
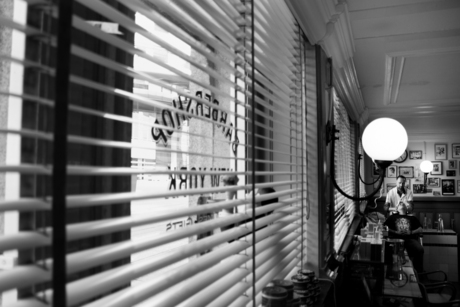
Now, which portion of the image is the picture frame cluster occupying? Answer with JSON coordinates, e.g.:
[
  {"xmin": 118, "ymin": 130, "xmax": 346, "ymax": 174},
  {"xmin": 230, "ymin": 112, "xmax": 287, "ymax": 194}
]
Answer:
[{"xmin": 379, "ymin": 142, "xmax": 460, "ymax": 196}]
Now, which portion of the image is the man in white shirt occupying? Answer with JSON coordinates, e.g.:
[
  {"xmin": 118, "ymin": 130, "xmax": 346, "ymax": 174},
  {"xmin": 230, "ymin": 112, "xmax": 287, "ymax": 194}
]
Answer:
[{"xmin": 384, "ymin": 175, "xmax": 414, "ymax": 216}]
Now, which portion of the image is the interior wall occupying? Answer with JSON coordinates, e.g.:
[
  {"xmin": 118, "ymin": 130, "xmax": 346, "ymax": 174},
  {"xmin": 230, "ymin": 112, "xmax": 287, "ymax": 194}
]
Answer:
[{"xmin": 365, "ymin": 140, "xmax": 460, "ymax": 199}]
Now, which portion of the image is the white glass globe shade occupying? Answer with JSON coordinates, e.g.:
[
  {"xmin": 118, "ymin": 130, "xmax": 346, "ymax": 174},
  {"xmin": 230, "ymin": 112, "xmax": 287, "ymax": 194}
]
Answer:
[
  {"xmin": 420, "ymin": 160, "xmax": 433, "ymax": 173},
  {"xmin": 362, "ymin": 118, "xmax": 408, "ymax": 161}
]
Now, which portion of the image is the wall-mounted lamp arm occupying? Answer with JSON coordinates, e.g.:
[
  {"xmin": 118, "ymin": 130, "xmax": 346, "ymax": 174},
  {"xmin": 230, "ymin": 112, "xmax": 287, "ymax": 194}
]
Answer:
[
  {"xmin": 357, "ymin": 154, "xmax": 380, "ymax": 185},
  {"xmin": 331, "ymin": 141, "xmax": 386, "ymax": 201},
  {"xmin": 328, "ymin": 120, "xmax": 391, "ymax": 202}
]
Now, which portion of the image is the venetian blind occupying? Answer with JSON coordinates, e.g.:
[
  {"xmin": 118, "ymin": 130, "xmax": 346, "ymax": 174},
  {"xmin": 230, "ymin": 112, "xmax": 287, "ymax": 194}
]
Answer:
[
  {"xmin": 358, "ymin": 139, "xmax": 367, "ymax": 199},
  {"xmin": 0, "ymin": 0, "xmax": 312, "ymax": 306},
  {"xmin": 332, "ymin": 91, "xmax": 356, "ymax": 252}
]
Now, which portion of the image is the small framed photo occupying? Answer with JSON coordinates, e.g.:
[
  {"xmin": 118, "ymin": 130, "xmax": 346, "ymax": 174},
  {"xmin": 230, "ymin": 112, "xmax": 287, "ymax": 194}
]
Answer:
[
  {"xmin": 386, "ymin": 183, "xmax": 396, "ymax": 193},
  {"xmin": 398, "ymin": 166, "xmax": 414, "ymax": 178},
  {"xmin": 427, "ymin": 177, "xmax": 440, "ymax": 187},
  {"xmin": 447, "ymin": 170, "xmax": 456, "ymax": 177},
  {"xmin": 387, "ymin": 165, "xmax": 397, "ymax": 178},
  {"xmin": 409, "ymin": 150, "xmax": 422, "ymax": 160},
  {"xmin": 435, "ymin": 144, "xmax": 447, "ymax": 160},
  {"xmin": 433, "ymin": 191, "xmax": 441, "ymax": 196},
  {"xmin": 442, "ymin": 179, "xmax": 455, "ymax": 195},
  {"xmin": 452, "ymin": 143, "xmax": 460, "ymax": 159},
  {"xmin": 431, "ymin": 161, "xmax": 443, "ymax": 175},
  {"xmin": 413, "ymin": 184, "xmax": 425, "ymax": 194},
  {"xmin": 448, "ymin": 160, "xmax": 457, "ymax": 169}
]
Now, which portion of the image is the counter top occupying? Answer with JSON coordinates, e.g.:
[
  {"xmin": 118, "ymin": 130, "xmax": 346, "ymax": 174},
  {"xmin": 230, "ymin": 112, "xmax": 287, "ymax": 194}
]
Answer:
[{"xmin": 422, "ymin": 229, "xmax": 456, "ymax": 235}]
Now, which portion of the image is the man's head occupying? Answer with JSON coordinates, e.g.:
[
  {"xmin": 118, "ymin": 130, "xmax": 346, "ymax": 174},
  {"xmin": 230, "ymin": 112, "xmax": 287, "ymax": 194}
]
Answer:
[
  {"xmin": 397, "ymin": 202, "xmax": 407, "ymax": 215},
  {"xmin": 396, "ymin": 175, "xmax": 407, "ymax": 191}
]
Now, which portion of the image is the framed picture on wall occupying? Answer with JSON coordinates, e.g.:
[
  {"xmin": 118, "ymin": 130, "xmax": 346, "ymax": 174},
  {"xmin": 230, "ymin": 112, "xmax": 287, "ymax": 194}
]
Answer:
[
  {"xmin": 453, "ymin": 143, "xmax": 460, "ymax": 158},
  {"xmin": 409, "ymin": 150, "xmax": 422, "ymax": 160},
  {"xmin": 398, "ymin": 166, "xmax": 414, "ymax": 178},
  {"xmin": 387, "ymin": 165, "xmax": 397, "ymax": 178},
  {"xmin": 435, "ymin": 144, "xmax": 447, "ymax": 160},
  {"xmin": 448, "ymin": 160, "xmax": 457, "ymax": 169},
  {"xmin": 413, "ymin": 184, "xmax": 425, "ymax": 194},
  {"xmin": 431, "ymin": 161, "xmax": 443, "ymax": 175},
  {"xmin": 442, "ymin": 179, "xmax": 455, "ymax": 195},
  {"xmin": 447, "ymin": 170, "xmax": 456, "ymax": 177},
  {"xmin": 427, "ymin": 177, "xmax": 440, "ymax": 187},
  {"xmin": 386, "ymin": 183, "xmax": 396, "ymax": 194}
]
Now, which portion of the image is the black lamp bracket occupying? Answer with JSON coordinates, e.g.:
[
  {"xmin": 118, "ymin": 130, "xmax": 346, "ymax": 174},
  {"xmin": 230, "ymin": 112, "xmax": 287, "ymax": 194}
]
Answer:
[
  {"xmin": 326, "ymin": 121, "xmax": 339, "ymax": 145},
  {"xmin": 328, "ymin": 121, "xmax": 391, "ymax": 202}
]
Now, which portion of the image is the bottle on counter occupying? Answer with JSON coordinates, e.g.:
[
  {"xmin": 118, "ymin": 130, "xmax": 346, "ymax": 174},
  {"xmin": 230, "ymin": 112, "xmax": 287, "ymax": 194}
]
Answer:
[
  {"xmin": 423, "ymin": 214, "xmax": 427, "ymax": 230},
  {"xmin": 438, "ymin": 214, "xmax": 444, "ymax": 232},
  {"xmin": 361, "ymin": 224, "xmax": 368, "ymax": 238}
]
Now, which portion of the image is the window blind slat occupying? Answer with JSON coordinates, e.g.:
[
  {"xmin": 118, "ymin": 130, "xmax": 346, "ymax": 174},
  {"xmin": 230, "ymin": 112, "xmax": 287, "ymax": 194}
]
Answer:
[
  {"xmin": 180, "ymin": 235, "xmax": 299, "ymax": 307},
  {"xmin": 0, "ymin": 232, "xmax": 49, "ymax": 253},
  {"xmin": 149, "ymin": 235, "xmax": 300, "ymax": 307},
  {"xmin": 0, "ymin": 214, "xmax": 299, "ymax": 295},
  {"xmin": 0, "ymin": 266, "xmax": 49, "ymax": 294},
  {"xmin": 75, "ymin": 0, "xmax": 237, "ymax": 90},
  {"xmin": 247, "ymin": 254, "xmax": 301, "ymax": 307},
  {"xmin": 7, "ymin": 299, "xmax": 47, "ymax": 307},
  {"xmin": 82, "ymin": 224, "xmax": 298, "ymax": 307},
  {"xmin": 0, "ymin": 164, "xmax": 299, "ymax": 177},
  {"xmin": 223, "ymin": 248, "xmax": 300, "ymax": 307},
  {"xmin": 137, "ymin": 0, "xmax": 236, "ymax": 59},
  {"xmin": 58, "ymin": 222, "xmax": 299, "ymax": 306}
]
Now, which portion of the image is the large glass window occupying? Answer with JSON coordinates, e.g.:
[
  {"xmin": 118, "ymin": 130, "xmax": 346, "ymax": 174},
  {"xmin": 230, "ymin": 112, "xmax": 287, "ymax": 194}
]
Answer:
[
  {"xmin": 332, "ymin": 89, "xmax": 357, "ymax": 252},
  {"xmin": 0, "ymin": 1, "xmax": 313, "ymax": 306}
]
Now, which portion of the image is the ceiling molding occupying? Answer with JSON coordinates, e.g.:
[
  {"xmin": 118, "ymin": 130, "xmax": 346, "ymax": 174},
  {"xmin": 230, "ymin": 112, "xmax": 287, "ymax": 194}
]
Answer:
[
  {"xmin": 383, "ymin": 55, "xmax": 405, "ymax": 106},
  {"xmin": 358, "ymin": 107, "xmax": 369, "ymax": 127},
  {"xmin": 388, "ymin": 46, "xmax": 460, "ymax": 58},
  {"xmin": 333, "ymin": 57, "xmax": 366, "ymax": 121},
  {"xmin": 286, "ymin": 0, "xmax": 367, "ymax": 124},
  {"xmin": 285, "ymin": 0, "xmax": 328, "ymax": 45},
  {"xmin": 407, "ymin": 132, "xmax": 460, "ymax": 142},
  {"xmin": 383, "ymin": 46, "xmax": 460, "ymax": 106},
  {"xmin": 349, "ymin": 0, "xmax": 460, "ymax": 20},
  {"xmin": 286, "ymin": 0, "xmax": 356, "ymax": 68},
  {"xmin": 368, "ymin": 107, "xmax": 460, "ymax": 118}
]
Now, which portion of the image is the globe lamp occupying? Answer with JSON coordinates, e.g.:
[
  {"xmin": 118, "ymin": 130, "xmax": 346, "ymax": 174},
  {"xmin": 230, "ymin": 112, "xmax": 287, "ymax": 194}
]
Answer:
[{"xmin": 327, "ymin": 118, "xmax": 408, "ymax": 201}]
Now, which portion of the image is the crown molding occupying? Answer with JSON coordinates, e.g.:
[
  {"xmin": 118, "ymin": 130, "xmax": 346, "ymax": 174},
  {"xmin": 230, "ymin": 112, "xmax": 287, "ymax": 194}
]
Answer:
[
  {"xmin": 407, "ymin": 131, "xmax": 460, "ymax": 142},
  {"xmin": 286, "ymin": 0, "xmax": 366, "ymax": 124},
  {"xmin": 383, "ymin": 46, "xmax": 460, "ymax": 106},
  {"xmin": 383, "ymin": 55, "xmax": 404, "ymax": 106},
  {"xmin": 333, "ymin": 58, "xmax": 366, "ymax": 122},
  {"xmin": 286, "ymin": 0, "xmax": 355, "ymax": 68}
]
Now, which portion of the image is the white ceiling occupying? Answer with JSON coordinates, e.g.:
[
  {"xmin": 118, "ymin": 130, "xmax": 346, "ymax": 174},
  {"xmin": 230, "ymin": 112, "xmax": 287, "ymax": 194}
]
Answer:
[{"xmin": 287, "ymin": 0, "xmax": 460, "ymax": 142}]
